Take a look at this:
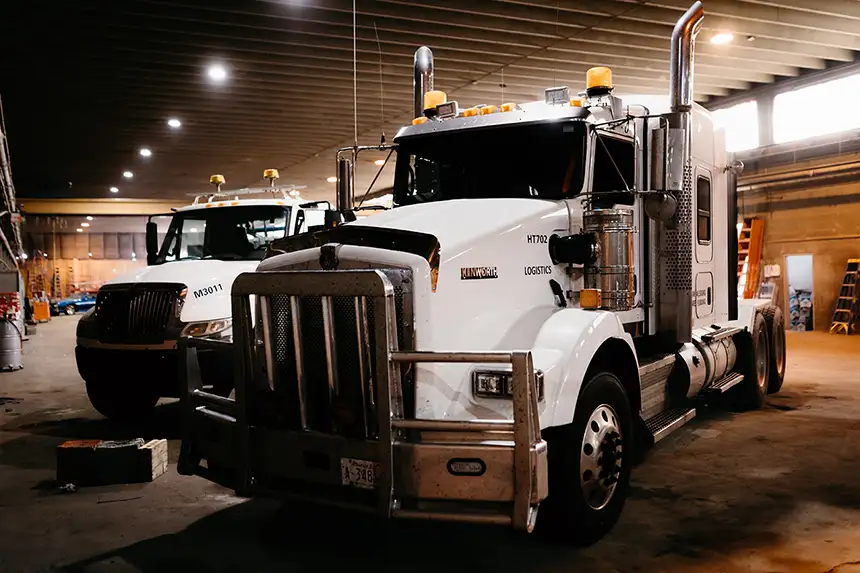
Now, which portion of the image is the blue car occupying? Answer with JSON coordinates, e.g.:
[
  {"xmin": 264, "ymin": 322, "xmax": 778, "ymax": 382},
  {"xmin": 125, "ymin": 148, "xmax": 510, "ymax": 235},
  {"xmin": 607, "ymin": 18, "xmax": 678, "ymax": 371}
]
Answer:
[{"xmin": 52, "ymin": 292, "xmax": 96, "ymax": 316}]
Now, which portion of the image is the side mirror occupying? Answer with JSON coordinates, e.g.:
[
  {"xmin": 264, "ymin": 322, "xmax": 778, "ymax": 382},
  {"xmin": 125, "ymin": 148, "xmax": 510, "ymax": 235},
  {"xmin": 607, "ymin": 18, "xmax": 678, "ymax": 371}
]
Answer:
[{"xmin": 146, "ymin": 221, "xmax": 158, "ymax": 265}]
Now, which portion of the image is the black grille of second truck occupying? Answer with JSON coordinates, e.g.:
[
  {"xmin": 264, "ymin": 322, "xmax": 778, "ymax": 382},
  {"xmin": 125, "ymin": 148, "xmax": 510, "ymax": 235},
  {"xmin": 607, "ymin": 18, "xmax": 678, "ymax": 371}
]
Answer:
[{"xmin": 95, "ymin": 284, "xmax": 184, "ymax": 344}]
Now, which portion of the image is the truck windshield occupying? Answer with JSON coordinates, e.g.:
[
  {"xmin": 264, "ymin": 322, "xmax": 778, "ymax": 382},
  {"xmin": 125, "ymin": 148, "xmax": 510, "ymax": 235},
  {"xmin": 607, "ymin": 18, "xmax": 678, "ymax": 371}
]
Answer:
[
  {"xmin": 156, "ymin": 205, "xmax": 290, "ymax": 263},
  {"xmin": 393, "ymin": 119, "xmax": 587, "ymax": 205}
]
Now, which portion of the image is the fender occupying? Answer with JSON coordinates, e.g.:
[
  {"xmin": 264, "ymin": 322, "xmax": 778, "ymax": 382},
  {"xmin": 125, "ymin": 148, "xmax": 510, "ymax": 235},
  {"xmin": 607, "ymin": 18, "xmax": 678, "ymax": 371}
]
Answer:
[
  {"xmin": 730, "ymin": 298, "xmax": 770, "ymax": 331},
  {"xmin": 533, "ymin": 308, "xmax": 638, "ymax": 428}
]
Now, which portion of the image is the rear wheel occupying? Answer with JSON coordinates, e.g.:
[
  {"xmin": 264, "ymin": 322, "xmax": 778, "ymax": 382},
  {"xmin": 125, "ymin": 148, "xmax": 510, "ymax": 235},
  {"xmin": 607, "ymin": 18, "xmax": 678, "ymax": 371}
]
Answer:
[
  {"xmin": 761, "ymin": 305, "xmax": 786, "ymax": 394},
  {"xmin": 734, "ymin": 311, "xmax": 770, "ymax": 410},
  {"xmin": 537, "ymin": 371, "xmax": 633, "ymax": 545},
  {"xmin": 64, "ymin": 305, "xmax": 76, "ymax": 316},
  {"xmin": 86, "ymin": 377, "xmax": 159, "ymax": 422}
]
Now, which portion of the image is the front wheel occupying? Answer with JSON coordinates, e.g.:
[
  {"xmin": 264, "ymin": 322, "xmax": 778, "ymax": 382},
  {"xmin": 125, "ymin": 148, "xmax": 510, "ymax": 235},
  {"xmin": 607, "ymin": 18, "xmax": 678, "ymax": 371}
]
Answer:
[
  {"xmin": 537, "ymin": 371, "xmax": 634, "ymax": 545},
  {"xmin": 65, "ymin": 305, "xmax": 76, "ymax": 316},
  {"xmin": 86, "ymin": 377, "xmax": 159, "ymax": 423}
]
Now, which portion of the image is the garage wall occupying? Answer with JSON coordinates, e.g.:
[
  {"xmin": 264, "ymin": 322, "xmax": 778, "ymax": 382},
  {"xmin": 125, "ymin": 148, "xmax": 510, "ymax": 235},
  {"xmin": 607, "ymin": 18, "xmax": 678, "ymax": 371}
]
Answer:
[
  {"xmin": 738, "ymin": 149, "xmax": 860, "ymax": 331},
  {"xmin": 26, "ymin": 232, "xmax": 157, "ymax": 260}
]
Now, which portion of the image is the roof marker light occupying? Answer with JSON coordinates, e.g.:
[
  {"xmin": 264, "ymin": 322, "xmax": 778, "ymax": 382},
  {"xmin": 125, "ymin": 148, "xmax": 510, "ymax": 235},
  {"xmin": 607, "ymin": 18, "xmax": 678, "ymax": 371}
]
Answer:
[{"xmin": 479, "ymin": 105, "xmax": 497, "ymax": 115}]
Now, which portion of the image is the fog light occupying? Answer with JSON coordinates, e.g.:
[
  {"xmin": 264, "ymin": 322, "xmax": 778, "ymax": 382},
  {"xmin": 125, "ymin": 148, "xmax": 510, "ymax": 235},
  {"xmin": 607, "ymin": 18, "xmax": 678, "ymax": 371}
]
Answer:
[
  {"xmin": 472, "ymin": 369, "xmax": 545, "ymax": 401},
  {"xmin": 473, "ymin": 371, "xmax": 508, "ymax": 397}
]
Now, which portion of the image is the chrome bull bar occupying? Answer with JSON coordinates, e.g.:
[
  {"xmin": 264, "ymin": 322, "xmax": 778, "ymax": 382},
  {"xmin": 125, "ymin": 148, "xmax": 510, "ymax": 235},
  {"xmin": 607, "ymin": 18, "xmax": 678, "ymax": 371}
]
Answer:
[{"xmin": 178, "ymin": 269, "xmax": 548, "ymax": 531}]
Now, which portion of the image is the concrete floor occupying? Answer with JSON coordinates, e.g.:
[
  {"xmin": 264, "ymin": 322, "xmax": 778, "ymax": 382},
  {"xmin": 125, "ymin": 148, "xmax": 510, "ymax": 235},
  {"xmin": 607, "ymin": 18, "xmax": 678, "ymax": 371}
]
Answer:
[{"xmin": 2, "ymin": 318, "xmax": 860, "ymax": 573}]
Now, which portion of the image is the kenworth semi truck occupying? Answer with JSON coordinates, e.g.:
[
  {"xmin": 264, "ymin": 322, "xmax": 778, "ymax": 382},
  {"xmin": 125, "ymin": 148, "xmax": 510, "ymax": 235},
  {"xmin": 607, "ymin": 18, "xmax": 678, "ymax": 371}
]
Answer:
[
  {"xmin": 75, "ymin": 171, "xmax": 335, "ymax": 422},
  {"xmin": 178, "ymin": 2, "xmax": 786, "ymax": 544}
]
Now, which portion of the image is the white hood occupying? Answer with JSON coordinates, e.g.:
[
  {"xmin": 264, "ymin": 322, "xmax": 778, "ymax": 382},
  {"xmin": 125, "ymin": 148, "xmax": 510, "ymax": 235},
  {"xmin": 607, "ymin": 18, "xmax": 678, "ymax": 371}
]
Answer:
[
  {"xmin": 103, "ymin": 259, "xmax": 259, "ymax": 323},
  {"xmin": 351, "ymin": 198, "xmax": 564, "ymax": 256}
]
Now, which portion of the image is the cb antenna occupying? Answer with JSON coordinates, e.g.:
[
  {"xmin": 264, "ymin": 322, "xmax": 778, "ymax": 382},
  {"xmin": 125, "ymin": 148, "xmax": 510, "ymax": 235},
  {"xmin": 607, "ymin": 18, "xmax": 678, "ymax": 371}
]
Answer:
[{"xmin": 374, "ymin": 21, "xmax": 386, "ymax": 144}]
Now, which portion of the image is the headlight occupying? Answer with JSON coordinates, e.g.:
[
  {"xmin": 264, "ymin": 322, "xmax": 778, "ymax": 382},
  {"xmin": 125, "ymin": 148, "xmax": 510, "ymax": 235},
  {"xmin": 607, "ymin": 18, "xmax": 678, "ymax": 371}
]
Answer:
[
  {"xmin": 182, "ymin": 318, "xmax": 232, "ymax": 338},
  {"xmin": 472, "ymin": 369, "xmax": 544, "ymax": 401}
]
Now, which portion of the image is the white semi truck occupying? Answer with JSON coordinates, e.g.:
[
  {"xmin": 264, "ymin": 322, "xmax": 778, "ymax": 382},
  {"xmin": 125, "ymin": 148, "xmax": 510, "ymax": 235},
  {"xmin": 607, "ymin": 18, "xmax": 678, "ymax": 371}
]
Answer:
[
  {"xmin": 75, "ymin": 171, "xmax": 337, "ymax": 422},
  {"xmin": 178, "ymin": 2, "xmax": 786, "ymax": 544}
]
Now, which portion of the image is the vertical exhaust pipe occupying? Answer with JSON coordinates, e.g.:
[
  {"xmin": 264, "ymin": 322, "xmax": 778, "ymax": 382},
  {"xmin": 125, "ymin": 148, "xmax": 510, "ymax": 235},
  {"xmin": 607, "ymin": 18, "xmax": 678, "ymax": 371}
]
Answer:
[
  {"xmin": 413, "ymin": 46, "xmax": 434, "ymax": 119},
  {"xmin": 662, "ymin": 2, "xmax": 704, "ymax": 345},
  {"xmin": 669, "ymin": 1, "xmax": 704, "ymax": 114}
]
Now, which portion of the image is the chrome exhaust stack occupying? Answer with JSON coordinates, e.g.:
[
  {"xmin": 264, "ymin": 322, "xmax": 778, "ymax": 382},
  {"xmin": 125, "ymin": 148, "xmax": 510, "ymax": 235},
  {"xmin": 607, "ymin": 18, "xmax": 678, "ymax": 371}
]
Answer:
[
  {"xmin": 657, "ymin": 1, "xmax": 704, "ymax": 345},
  {"xmin": 669, "ymin": 1, "xmax": 704, "ymax": 115},
  {"xmin": 413, "ymin": 46, "xmax": 434, "ymax": 119}
]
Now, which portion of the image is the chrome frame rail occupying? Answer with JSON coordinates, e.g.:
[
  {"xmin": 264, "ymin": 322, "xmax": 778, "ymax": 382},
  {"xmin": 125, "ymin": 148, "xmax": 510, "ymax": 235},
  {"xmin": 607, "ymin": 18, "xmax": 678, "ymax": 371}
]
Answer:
[{"xmin": 178, "ymin": 269, "xmax": 547, "ymax": 532}]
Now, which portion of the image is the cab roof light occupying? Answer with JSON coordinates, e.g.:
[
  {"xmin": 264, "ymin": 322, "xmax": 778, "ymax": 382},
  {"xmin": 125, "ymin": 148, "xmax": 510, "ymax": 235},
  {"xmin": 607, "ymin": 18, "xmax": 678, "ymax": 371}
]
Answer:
[
  {"xmin": 586, "ymin": 66, "xmax": 613, "ymax": 97},
  {"xmin": 423, "ymin": 90, "xmax": 447, "ymax": 111},
  {"xmin": 570, "ymin": 98, "xmax": 584, "ymax": 107},
  {"xmin": 436, "ymin": 100, "xmax": 458, "ymax": 119},
  {"xmin": 479, "ymin": 105, "xmax": 497, "ymax": 115},
  {"xmin": 545, "ymin": 86, "xmax": 570, "ymax": 106},
  {"xmin": 500, "ymin": 102, "xmax": 517, "ymax": 112},
  {"xmin": 412, "ymin": 116, "xmax": 429, "ymax": 125},
  {"xmin": 462, "ymin": 107, "xmax": 480, "ymax": 118}
]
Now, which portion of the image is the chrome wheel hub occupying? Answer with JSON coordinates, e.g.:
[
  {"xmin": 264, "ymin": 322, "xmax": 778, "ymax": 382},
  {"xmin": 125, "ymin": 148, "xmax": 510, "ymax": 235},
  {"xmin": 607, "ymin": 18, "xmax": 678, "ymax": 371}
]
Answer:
[{"xmin": 580, "ymin": 404, "xmax": 623, "ymax": 510}]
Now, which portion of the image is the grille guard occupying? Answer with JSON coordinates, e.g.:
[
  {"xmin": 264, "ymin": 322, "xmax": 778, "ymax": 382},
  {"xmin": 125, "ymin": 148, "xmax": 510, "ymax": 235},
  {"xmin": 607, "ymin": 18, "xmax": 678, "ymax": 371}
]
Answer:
[{"xmin": 178, "ymin": 269, "xmax": 548, "ymax": 531}]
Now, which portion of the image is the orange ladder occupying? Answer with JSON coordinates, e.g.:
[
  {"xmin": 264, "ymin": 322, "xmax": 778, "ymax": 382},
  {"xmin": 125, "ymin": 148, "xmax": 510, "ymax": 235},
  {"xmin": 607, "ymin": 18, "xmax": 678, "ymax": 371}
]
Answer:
[
  {"xmin": 737, "ymin": 217, "xmax": 765, "ymax": 299},
  {"xmin": 829, "ymin": 259, "xmax": 860, "ymax": 335}
]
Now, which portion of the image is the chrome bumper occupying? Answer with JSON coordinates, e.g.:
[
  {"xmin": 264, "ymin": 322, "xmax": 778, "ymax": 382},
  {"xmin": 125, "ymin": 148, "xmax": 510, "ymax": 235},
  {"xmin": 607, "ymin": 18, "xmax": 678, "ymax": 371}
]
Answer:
[{"xmin": 178, "ymin": 269, "xmax": 548, "ymax": 531}]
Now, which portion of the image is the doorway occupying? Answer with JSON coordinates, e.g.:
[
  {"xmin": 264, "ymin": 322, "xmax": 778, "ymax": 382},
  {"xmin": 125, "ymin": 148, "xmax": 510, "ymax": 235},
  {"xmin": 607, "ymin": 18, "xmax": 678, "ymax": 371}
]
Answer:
[{"xmin": 785, "ymin": 254, "xmax": 814, "ymax": 331}]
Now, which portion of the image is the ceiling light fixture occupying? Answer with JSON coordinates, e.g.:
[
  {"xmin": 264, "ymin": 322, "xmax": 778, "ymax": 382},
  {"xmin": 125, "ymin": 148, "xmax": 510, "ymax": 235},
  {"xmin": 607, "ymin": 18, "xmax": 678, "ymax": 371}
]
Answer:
[
  {"xmin": 139, "ymin": 148, "xmax": 152, "ymax": 157},
  {"xmin": 76, "ymin": 228, "xmax": 83, "ymax": 233},
  {"xmin": 88, "ymin": 252, "xmax": 93, "ymax": 257},
  {"xmin": 122, "ymin": 171, "xmax": 133, "ymax": 179},
  {"xmin": 110, "ymin": 186, "xmax": 119, "ymax": 193},
  {"xmin": 326, "ymin": 176, "xmax": 338, "ymax": 183},
  {"xmin": 81, "ymin": 222, "xmax": 90, "ymax": 228},
  {"xmin": 374, "ymin": 159, "xmax": 386, "ymax": 166},
  {"xmin": 710, "ymin": 32, "xmax": 734, "ymax": 45},
  {"xmin": 167, "ymin": 118, "xmax": 182, "ymax": 128},
  {"xmin": 207, "ymin": 63, "xmax": 228, "ymax": 82},
  {"xmin": 86, "ymin": 216, "xmax": 94, "ymax": 221}
]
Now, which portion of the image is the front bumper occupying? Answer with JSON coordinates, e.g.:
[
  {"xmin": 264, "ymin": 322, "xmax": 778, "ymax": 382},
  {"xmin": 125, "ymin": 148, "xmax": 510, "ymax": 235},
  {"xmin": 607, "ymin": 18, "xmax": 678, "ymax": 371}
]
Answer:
[
  {"xmin": 178, "ymin": 269, "xmax": 548, "ymax": 531},
  {"xmin": 76, "ymin": 340, "xmax": 233, "ymax": 398}
]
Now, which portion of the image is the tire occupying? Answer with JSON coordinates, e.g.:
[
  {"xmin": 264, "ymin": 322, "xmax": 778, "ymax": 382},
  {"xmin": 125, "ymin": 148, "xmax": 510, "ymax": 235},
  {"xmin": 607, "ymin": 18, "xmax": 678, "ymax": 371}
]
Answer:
[
  {"xmin": 86, "ymin": 377, "xmax": 159, "ymax": 422},
  {"xmin": 761, "ymin": 305, "xmax": 786, "ymax": 394},
  {"xmin": 65, "ymin": 305, "xmax": 76, "ymax": 316},
  {"xmin": 734, "ymin": 311, "xmax": 770, "ymax": 410},
  {"xmin": 537, "ymin": 371, "xmax": 634, "ymax": 545}
]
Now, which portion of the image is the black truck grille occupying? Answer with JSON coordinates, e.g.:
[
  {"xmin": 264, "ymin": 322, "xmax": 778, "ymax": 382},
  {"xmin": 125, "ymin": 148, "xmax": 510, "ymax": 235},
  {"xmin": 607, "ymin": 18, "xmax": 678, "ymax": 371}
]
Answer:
[{"xmin": 96, "ymin": 283, "xmax": 184, "ymax": 344}]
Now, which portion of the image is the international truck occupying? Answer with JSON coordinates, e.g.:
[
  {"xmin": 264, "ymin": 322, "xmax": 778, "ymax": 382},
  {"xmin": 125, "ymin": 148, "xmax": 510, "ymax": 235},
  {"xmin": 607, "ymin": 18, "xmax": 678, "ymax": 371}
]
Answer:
[
  {"xmin": 178, "ymin": 2, "xmax": 787, "ymax": 544},
  {"xmin": 76, "ymin": 171, "xmax": 336, "ymax": 422}
]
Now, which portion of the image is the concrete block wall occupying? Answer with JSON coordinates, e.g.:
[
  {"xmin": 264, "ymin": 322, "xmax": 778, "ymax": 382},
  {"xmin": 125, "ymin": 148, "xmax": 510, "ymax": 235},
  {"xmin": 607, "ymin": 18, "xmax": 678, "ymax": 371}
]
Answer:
[{"xmin": 739, "ymin": 150, "xmax": 860, "ymax": 331}]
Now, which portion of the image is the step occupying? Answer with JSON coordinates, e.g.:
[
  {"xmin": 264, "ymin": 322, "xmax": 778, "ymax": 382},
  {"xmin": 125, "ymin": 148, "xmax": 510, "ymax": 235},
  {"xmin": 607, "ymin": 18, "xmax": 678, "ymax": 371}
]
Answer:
[
  {"xmin": 707, "ymin": 372, "xmax": 744, "ymax": 394},
  {"xmin": 645, "ymin": 407, "xmax": 696, "ymax": 443}
]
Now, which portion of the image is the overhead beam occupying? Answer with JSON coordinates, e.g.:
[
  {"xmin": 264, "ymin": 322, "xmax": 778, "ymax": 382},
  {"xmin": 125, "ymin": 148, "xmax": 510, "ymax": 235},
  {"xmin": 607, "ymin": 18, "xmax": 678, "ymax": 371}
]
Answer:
[{"xmin": 18, "ymin": 198, "xmax": 188, "ymax": 216}]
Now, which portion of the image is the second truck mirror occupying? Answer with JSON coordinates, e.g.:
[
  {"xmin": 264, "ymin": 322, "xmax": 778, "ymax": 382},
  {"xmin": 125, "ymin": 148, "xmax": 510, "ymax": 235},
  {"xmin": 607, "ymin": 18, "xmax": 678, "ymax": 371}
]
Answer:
[{"xmin": 145, "ymin": 221, "xmax": 158, "ymax": 265}]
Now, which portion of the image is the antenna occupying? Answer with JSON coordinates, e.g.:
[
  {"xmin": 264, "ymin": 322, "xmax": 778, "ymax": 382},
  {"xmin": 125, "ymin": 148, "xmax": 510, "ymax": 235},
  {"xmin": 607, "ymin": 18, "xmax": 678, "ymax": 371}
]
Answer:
[
  {"xmin": 374, "ymin": 21, "xmax": 385, "ymax": 144},
  {"xmin": 352, "ymin": 0, "xmax": 358, "ymax": 150}
]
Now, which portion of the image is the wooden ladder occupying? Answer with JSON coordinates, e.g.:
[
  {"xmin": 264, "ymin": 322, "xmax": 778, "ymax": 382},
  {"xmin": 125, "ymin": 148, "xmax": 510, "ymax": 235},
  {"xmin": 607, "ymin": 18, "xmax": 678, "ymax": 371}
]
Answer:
[
  {"xmin": 829, "ymin": 259, "xmax": 860, "ymax": 335},
  {"xmin": 737, "ymin": 217, "xmax": 765, "ymax": 299}
]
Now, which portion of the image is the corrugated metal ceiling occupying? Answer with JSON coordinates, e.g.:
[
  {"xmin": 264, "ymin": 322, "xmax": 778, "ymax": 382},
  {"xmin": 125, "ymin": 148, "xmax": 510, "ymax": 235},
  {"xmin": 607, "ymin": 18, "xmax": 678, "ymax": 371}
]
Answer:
[{"xmin": 0, "ymin": 0, "xmax": 857, "ymax": 203}]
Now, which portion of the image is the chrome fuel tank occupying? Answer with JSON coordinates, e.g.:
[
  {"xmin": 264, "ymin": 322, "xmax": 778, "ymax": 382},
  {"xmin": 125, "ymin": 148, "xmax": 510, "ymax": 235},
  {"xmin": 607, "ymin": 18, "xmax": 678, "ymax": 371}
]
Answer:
[{"xmin": 583, "ymin": 208, "xmax": 635, "ymax": 311}]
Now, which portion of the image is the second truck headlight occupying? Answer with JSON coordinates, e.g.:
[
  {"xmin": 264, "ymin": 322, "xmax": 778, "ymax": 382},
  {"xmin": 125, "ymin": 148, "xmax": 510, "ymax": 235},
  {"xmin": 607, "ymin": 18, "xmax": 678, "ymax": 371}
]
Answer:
[{"xmin": 182, "ymin": 318, "xmax": 232, "ymax": 339}]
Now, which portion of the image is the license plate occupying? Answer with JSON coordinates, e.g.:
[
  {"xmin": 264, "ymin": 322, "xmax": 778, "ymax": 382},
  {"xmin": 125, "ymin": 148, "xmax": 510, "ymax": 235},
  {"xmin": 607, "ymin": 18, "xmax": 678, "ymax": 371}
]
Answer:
[{"xmin": 340, "ymin": 458, "xmax": 377, "ymax": 490}]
